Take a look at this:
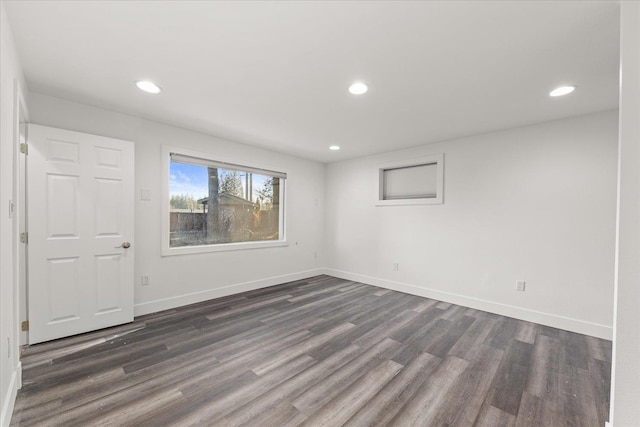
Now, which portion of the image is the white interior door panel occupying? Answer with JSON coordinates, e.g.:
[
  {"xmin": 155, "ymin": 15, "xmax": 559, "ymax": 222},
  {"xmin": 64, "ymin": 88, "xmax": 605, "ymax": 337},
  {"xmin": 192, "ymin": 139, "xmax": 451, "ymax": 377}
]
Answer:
[{"xmin": 27, "ymin": 124, "xmax": 134, "ymax": 344}]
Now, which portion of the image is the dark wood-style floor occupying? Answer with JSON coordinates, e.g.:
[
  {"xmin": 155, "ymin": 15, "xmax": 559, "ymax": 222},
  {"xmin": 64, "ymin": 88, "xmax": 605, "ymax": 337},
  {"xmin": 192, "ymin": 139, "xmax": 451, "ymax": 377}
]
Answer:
[{"xmin": 11, "ymin": 275, "xmax": 611, "ymax": 426}]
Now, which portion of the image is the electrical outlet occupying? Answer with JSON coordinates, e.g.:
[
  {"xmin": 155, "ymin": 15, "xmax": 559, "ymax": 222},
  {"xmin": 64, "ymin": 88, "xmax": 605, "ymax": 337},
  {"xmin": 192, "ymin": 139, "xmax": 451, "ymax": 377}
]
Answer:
[
  {"xmin": 393, "ymin": 262, "xmax": 399, "ymax": 272},
  {"xmin": 141, "ymin": 275, "xmax": 150, "ymax": 286},
  {"xmin": 516, "ymin": 280, "xmax": 526, "ymax": 292}
]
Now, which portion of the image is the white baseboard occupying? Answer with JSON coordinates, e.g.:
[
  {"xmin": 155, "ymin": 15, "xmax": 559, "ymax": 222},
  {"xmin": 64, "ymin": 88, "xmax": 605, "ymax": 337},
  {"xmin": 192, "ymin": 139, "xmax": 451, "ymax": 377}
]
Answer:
[
  {"xmin": 134, "ymin": 268, "xmax": 325, "ymax": 317},
  {"xmin": 323, "ymin": 268, "xmax": 613, "ymax": 340},
  {"xmin": 0, "ymin": 366, "xmax": 19, "ymax": 427}
]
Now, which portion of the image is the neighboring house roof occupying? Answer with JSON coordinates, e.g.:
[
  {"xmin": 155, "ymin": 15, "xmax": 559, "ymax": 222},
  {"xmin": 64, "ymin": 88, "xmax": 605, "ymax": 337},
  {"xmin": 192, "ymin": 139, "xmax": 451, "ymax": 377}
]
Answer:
[{"xmin": 197, "ymin": 192, "xmax": 256, "ymax": 207}]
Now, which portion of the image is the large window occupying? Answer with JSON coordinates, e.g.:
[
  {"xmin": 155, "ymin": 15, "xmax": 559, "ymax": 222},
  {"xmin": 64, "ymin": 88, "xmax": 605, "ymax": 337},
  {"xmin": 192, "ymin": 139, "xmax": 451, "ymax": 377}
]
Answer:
[{"xmin": 163, "ymin": 149, "xmax": 286, "ymax": 255}]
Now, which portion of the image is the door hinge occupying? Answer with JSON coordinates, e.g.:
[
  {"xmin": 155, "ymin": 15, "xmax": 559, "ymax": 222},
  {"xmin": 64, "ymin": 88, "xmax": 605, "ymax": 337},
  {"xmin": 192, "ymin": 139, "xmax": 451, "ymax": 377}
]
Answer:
[
  {"xmin": 21, "ymin": 321, "xmax": 29, "ymax": 332},
  {"xmin": 19, "ymin": 143, "xmax": 28, "ymax": 155},
  {"xmin": 20, "ymin": 232, "xmax": 28, "ymax": 244}
]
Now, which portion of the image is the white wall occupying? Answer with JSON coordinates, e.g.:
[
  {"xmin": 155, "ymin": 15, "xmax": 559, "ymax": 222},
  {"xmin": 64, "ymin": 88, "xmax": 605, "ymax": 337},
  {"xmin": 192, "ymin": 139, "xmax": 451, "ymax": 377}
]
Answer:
[
  {"xmin": 610, "ymin": 2, "xmax": 640, "ymax": 425},
  {"xmin": 27, "ymin": 92, "xmax": 325, "ymax": 316},
  {"xmin": 325, "ymin": 111, "xmax": 618, "ymax": 339},
  {"xmin": 0, "ymin": 2, "xmax": 27, "ymax": 426}
]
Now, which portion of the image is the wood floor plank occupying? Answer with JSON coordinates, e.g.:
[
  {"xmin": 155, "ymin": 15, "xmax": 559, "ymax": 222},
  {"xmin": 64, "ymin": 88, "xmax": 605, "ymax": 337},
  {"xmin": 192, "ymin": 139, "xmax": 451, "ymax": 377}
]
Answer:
[
  {"xmin": 487, "ymin": 339, "xmax": 534, "ymax": 416},
  {"xmin": 10, "ymin": 275, "xmax": 611, "ymax": 427},
  {"xmin": 412, "ymin": 298, "xmax": 438, "ymax": 312},
  {"xmin": 292, "ymin": 337, "xmax": 403, "ymax": 416},
  {"xmin": 72, "ymin": 388, "xmax": 183, "ymax": 427},
  {"xmin": 430, "ymin": 344, "xmax": 504, "ymax": 426},
  {"xmin": 515, "ymin": 391, "xmax": 556, "ymax": 427},
  {"xmin": 557, "ymin": 363, "xmax": 602, "ymax": 427},
  {"xmin": 489, "ymin": 317, "xmax": 520, "ymax": 350},
  {"xmin": 439, "ymin": 303, "xmax": 467, "ymax": 320},
  {"xmin": 259, "ymin": 284, "xmax": 372, "ymax": 324},
  {"xmin": 134, "ymin": 370, "xmax": 260, "ymax": 426},
  {"xmin": 586, "ymin": 335, "xmax": 611, "ymax": 363},
  {"xmin": 8, "ymin": 396, "xmax": 61, "ymax": 427},
  {"xmin": 343, "ymin": 351, "xmax": 442, "ymax": 427},
  {"xmin": 346, "ymin": 293, "xmax": 417, "ymax": 325},
  {"xmin": 286, "ymin": 279, "xmax": 354, "ymax": 302},
  {"xmin": 515, "ymin": 320, "xmax": 538, "ymax": 344},
  {"xmin": 51, "ymin": 353, "xmax": 225, "ymax": 426},
  {"xmin": 205, "ymin": 293, "xmax": 295, "ymax": 321},
  {"xmin": 391, "ymin": 317, "xmax": 452, "ymax": 365},
  {"xmin": 316, "ymin": 294, "xmax": 397, "ymax": 327},
  {"xmin": 424, "ymin": 314, "xmax": 475, "ymax": 358},
  {"xmin": 222, "ymin": 344, "xmax": 365, "ymax": 426},
  {"xmin": 561, "ymin": 330, "xmax": 590, "ymax": 370},
  {"xmin": 251, "ymin": 322, "xmax": 354, "ymax": 375},
  {"xmin": 232, "ymin": 400, "xmax": 307, "ymax": 427},
  {"xmin": 474, "ymin": 404, "xmax": 517, "ymax": 427},
  {"xmin": 388, "ymin": 306, "xmax": 445, "ymax": 343},
  {"xmin": 435, "ymin": 301, "xmax": 452, "ymax": 310},
  {"xmin": 351, "ymin": 309, "xmax": 420, "ymax": 349},
  {"xmin": 25, "ymin": 343, "xmax": 167, "ymax": 391},
  {"xmin": 299, "ymin": 359, "xmax": 403, "ymax": 426},
  {"xmin": 17, "ymin": 366, "xmax": 125, "ymax": 421},
  {"xmin": 211, "ymin": 316, "xmax": 324, "ymax": 362},
  {"xmin": 176, "ymin": 354, "xmax": 317, "ymax": 426},
  {"xmin": 307, "ymin": 301, "xmax": 417, "ymax": 361},
  {"xmin": 386, "ymin": 355, "xmax": 469, "ymax": 426},
  {"xmin": 525, "ymin": 334, "xmax": 561, "ymax": 398},
  {"xmin": 447, "ymin": 316, "xmax": 499, "ymax": 360}
]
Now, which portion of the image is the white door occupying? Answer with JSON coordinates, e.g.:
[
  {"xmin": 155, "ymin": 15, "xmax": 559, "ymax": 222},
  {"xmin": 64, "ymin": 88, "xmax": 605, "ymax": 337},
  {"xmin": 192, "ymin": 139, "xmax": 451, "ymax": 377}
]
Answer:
[{"xmin": 27, "ymin": 124, "xmax": 135, "ymax": 344}]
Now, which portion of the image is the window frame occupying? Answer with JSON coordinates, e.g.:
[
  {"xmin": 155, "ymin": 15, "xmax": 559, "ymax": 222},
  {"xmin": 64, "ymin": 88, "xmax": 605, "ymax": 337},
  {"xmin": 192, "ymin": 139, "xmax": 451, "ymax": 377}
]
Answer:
[
  {"xmin": 161, "ymin": 146, "xmax": 287, "ymax": 256},
  {"xmin": 376, "ymin": 153, "xmax": 444, "ymax": 206}
]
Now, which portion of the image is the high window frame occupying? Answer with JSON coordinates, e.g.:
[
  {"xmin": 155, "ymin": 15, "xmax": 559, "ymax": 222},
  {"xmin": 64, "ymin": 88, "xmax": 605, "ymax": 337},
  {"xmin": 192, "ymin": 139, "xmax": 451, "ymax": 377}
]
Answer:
[{"xmin": 376, "ymin": 153, "xmax": 444, "ymax": 206}]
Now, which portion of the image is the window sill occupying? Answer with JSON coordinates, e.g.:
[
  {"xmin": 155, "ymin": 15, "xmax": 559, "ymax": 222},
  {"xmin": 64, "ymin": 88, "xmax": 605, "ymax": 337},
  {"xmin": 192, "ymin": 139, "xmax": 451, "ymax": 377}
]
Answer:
[
  {"xmin": 375, "ymin": 197, "xmax": 443, "ymax": 206},
  {"xmin": 161, "ymin": 240, "xmax": 288, "ymax": 256}
]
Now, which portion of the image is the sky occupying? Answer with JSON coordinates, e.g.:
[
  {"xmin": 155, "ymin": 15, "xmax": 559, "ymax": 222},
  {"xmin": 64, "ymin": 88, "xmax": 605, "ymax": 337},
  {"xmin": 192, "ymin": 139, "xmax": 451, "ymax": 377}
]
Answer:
[
  {"xmin": 170, "ymin": 161, "xmax": 271, "ymax": 201},
  {"xmin": 169, "ymin": 162, "xmax": 209, "ymax": 199}
]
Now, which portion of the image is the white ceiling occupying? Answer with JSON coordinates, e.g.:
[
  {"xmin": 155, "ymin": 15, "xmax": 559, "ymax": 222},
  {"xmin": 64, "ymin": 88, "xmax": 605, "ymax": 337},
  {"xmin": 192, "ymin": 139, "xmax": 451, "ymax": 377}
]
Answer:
[{"xmin": 4, "ymin": 1, "xmax": 620, "ymax": 163}]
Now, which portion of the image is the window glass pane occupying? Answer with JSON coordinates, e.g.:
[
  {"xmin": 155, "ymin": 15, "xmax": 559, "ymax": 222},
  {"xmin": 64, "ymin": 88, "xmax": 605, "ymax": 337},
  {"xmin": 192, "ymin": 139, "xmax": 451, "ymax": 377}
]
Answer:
[
  {"xmin": 169, "ymin": 159, "xmax": 281, "ymax": 247},
  {"xmin": 383, "ymin": 163, "xmax": 437, "ymax": 200}
]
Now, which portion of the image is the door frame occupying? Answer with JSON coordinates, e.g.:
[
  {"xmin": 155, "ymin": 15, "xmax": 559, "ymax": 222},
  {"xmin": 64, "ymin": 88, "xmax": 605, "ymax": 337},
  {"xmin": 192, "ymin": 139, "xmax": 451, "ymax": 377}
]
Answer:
[{"xmin": 13, "ymin": 80, "xmax": 29, "ymax": 385}]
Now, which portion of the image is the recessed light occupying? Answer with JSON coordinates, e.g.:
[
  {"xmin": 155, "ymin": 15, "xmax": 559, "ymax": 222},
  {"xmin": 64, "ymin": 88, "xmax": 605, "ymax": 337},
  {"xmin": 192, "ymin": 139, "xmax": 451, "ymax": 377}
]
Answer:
[
  {"xmin": 549, "ymin": 85, "xmax": 576, "ymax": 97},
  {"xmin": 136, "ymin": 80, "xmax": 162, "ymax": 94},
  {"xmin": 348, "ymin": 82, "xmax": 368, "ymax": 95},
  {"xmin": 329, "ymin": 145, "xmax": 341, "ymax": 151}
]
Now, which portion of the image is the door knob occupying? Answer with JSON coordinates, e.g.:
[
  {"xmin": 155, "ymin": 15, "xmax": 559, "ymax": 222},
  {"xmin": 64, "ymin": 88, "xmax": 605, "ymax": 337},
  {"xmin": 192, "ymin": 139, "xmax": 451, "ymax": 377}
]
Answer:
[{"xmin": 116, "ymin": 242, "xmax": 131, "ymax": 249}]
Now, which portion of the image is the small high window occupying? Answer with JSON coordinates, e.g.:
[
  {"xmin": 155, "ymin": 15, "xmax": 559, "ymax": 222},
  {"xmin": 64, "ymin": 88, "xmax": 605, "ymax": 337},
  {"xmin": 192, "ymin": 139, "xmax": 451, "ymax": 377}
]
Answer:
[{"xmin": 377, "ymin": 154, "xmax": 444, "ymax": 206}]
